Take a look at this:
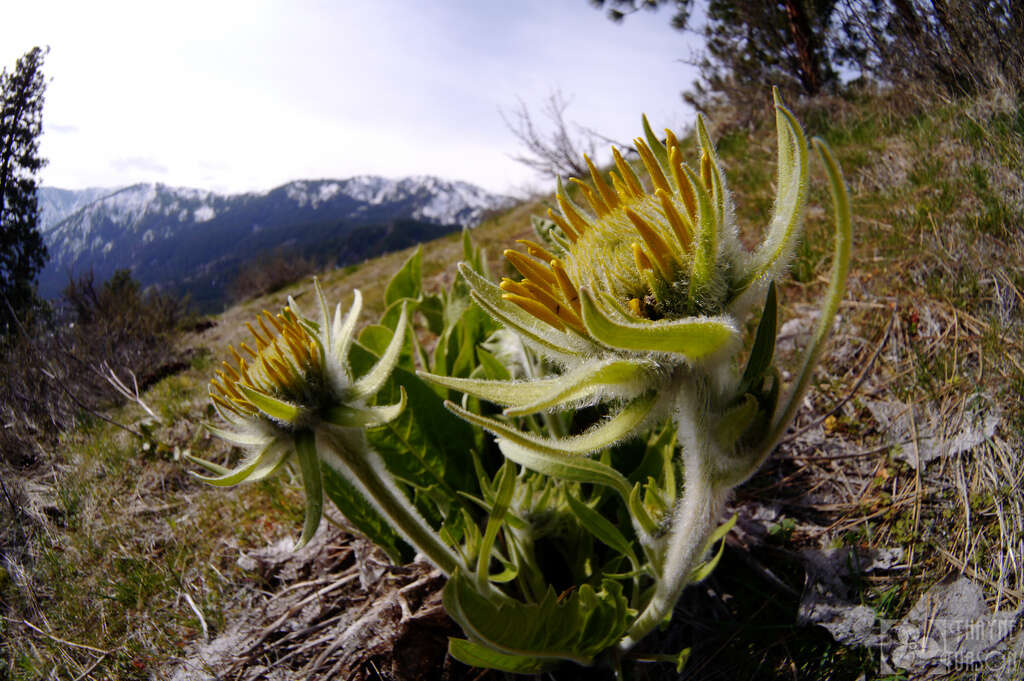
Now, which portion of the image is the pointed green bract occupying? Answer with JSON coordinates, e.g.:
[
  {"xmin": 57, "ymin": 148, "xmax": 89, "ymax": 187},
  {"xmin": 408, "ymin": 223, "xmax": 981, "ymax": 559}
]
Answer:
[
  {"xmin": 419, "ymin": 373, "xmax": 553, "ymax": 407},
  {"xmin": 353, "ymin": 304, "xmax": 409, "ymax": 400},
  {"xmin": 190, "ymin": 438, "xmax": 289, "ymax": 486},
  {"xmin": 323, "ymin": 387, "xmax": 406, "ymax": 428},
  {"xmin": 641, "ymin": 113, "xmax": 670, "ymax": 173},
  {"xmin": 293, "ymin": 429, "xmax": 324, "ymax": 549},
  {"xmin": 739, "ymin": 104, "xmax": 809, "ymax": 293},
  {"xmin": 236, "ymin": 383, "xmax": 302, "ymax": 424},
  {"xmin": 496, "ymin": 440, "xmax": 633, "ymax": 502},
  {"xmin": 504, "ymin": 359, "xmax": 656, "ymax": 416},
  {"xmin": 680, "ymin": 164, "xmax": 718, "ymax": 298},
  {"xmin": 183, "ymin": 452, "xmax": 233, "ymax": 477},
  {"xmin": 459, "ymin": 264, "xmax": 593, "ymax": 360},
  {"xmin": 768, "ymin": 138, "xmax": 851, "ymax": 446},
  {"xmin": 334, "ymin": 289, "xmax": 362, "ymax": 365},
  {"xmin": 203, "ymin": 423, "xmax": 274, "ymax": 448},
  {"xmin": 696, "ymin": 115, "xmax": 727, "ymax": 225},
  {"xmin": 580, "ymin": 289, "xmax": 736, "ymax": 358},
  {"xmin": 422, "ymin": 358, "xmax": 655, "ymax": 416},
  {"xmin": 446, "ymin": 394, "xmax": 656, "ymax": 458},
  {"xmin": 313, "ymin": 277, "xmax": 332, "ymax": 350}
]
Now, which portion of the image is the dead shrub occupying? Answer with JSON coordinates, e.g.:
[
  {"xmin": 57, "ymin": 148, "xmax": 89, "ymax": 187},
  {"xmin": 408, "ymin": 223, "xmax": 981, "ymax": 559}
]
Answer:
[{"xmin": 0, "ymin": 269, "xmax": 191, "ymax": 466}]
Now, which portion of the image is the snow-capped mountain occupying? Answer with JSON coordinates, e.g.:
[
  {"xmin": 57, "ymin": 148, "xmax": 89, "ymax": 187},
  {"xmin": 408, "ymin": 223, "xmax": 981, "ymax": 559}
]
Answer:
[{"xmin": 38, "ymin": 176, "xmax": 512, "ymax": 309}]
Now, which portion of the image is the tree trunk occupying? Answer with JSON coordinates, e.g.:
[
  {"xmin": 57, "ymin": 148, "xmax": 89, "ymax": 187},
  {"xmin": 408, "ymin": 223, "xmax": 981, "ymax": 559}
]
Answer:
[{"xmin": 783, "ymin": 0, "xmax": 822, "ymax": 94}]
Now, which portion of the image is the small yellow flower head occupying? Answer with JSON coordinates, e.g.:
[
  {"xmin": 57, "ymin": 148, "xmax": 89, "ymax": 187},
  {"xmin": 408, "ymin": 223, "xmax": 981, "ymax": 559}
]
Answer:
[{"xmin": 192, "ymin": 279, "xmax": 409, "ymax": 548}]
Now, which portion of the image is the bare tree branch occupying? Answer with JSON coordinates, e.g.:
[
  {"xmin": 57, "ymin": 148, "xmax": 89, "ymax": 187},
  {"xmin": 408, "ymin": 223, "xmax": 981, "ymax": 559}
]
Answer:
[{"xmin": 502, "ymin": 91, "xmax": 603, "ymax": 181}]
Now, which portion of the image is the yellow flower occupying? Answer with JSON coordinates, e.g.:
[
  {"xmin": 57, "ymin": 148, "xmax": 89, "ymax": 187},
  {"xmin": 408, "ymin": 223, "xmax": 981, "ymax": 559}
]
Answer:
[{"xmin": 191, "ymin": 280, "xmax": 410, "ymax": 548}]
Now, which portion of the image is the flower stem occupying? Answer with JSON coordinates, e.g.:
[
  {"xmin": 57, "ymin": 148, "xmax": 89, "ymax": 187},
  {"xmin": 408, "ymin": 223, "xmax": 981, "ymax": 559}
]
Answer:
[
  {"xmin": 619, "ymin": 396, "xmax": 727, "ymax": 652},
  {"xmin": 323, "ymin": 429, "xmax": 463, "ymax": 576}
]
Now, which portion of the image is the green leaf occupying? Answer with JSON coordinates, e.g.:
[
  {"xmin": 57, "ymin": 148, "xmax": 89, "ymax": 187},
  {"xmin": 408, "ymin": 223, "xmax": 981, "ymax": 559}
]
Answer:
[
  {"xmin": 767, "ymin": 138, "xmax": 851, "ymax": 447},
  {"xmin": 580, "ymin": 289, "xmax": 736, "ymax": 359},
  {"xmin": 420, "ymin": 293, "xmax": 445, "ymax": 335},
  {"xmin": 378, "ymin": 297, "xmax": 414, "ymax": 332},
  {"xmin": 738, "ymin": 281, "xmax": 777, "ymax": 395},
  {"xmin": 447, "ymin": 638, "xmax": 552, "ymax": 675},
  {"xmin": 689, "ymin": 514, "xmax": 737, "ymax": 583},
  {"xmin": 349, "ymin": 343, "xmax": 477, "ymax": 520},
  {"xmin": 320, "ymin": 456, "xmax": 412, "ymax": 564},
  {"xmin": 450, "ymin": 314, "xmax": 481, "ymax": 378},
  {"xmin": 476, "ymin": 463, "xmax": 516, "ymax": 585},
  {"xmin": 565, "ymin": 493, "xmax": 639, "ymax": 571},
  {"xmin": 443, "ymin": 570, "xmax": 630, "ymax": 666},
  {"xmin": 385, "ymin": 246, "xmax": 422, "ymax": 306},
  {"xmin": 293, "ymin": 429, "xmax": 324, "ymax": 549},
  {"xmin": 357, "ymin": 323, "xmax": 414, "ymax": 372},
  {"xmin": 235, "ymin": 384, "xmax": 302, "ymax": 424},
  {"xmin": 475, "ymin": 347, "xmax": 512, "ymax": 381}
]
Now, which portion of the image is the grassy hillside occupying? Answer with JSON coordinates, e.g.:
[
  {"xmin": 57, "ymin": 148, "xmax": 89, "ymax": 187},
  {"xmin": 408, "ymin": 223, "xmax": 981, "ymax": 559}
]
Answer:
[{"xmin": 2, "ymin": 87, "xmax": 1021, "ymax": 680}]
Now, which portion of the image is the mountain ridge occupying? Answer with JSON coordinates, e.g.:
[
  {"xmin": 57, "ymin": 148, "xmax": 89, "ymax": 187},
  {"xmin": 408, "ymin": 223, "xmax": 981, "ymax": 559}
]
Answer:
[{"xmin": 38, "ymin": 176, "xmax": 512, "ymax": 310}]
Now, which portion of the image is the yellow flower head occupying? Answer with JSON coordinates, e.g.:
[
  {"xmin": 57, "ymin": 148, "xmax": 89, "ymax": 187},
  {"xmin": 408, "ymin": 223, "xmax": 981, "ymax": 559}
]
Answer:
[
  {"xmin": 209, "ymin": 305, "xmax": 325, "ymax": 424},
  {"xmin": 194, "ymin": 280, "xmax": 409, "ymax": 548},
  {"xmin": 496, "ymin": 91, "xmax": 815, "ymax": 361}
]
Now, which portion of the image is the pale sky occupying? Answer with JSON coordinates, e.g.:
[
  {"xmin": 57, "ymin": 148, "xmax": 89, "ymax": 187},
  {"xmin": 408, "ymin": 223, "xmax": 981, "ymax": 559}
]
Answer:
[{"xmin": 2, "ymin": 1, "xmax": 700, "ymax": 196}]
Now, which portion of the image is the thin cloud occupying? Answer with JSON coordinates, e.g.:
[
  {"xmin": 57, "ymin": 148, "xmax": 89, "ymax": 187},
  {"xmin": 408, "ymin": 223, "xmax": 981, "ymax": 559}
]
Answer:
[{"xmin": 110, "ymin": 157, "xmax": 168, "ymax": 174}]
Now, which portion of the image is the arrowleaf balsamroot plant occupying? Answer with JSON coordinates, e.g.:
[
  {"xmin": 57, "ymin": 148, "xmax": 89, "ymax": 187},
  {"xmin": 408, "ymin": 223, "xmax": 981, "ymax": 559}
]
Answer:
[{"xmin": 194, "ymin": 89, "xmax": 851, "ymax": 676}]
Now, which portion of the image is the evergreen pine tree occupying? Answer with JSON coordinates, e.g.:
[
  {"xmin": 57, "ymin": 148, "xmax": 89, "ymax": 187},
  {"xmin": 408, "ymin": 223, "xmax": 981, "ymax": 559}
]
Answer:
[
  {"xmin": 0, "ymin": 46, "xmax": 48, "ymax": 335},
  {"xmin": 594, "ymin": 0, "xmax": 838, "ymax": 106}
]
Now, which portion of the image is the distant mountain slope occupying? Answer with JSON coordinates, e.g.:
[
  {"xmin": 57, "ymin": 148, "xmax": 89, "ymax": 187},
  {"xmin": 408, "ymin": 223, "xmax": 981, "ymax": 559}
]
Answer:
[
  {"xmin": 38, "ymin": 186, "xmax": 120, "ymax": 234},
  {"xmin": 38, "ymin": 177, "xmax": 512, "ymax": 310}
]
